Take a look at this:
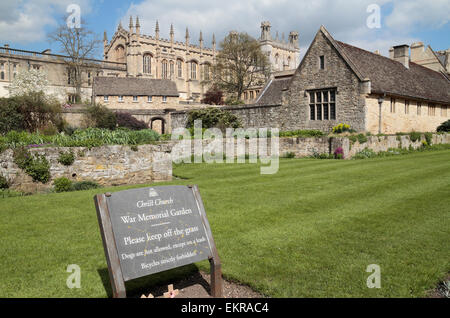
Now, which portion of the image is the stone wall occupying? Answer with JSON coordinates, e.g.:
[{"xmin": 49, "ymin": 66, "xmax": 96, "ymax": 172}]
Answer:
[
  {"xmin": 365, "ymin": 95, "xmax": 450, "ymax": 134},
  {"xmin": 170, "ymin": 104, "xmax": 282, "ymax": 131},
  {"xmin": 0, "ymin": 143, "xmax": 172, "ymax": 193}
]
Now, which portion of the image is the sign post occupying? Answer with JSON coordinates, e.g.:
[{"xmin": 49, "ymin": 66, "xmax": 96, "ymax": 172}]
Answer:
[{"xmin": 94, "ymin": 185, "xmax": 222, "ymax": 298}]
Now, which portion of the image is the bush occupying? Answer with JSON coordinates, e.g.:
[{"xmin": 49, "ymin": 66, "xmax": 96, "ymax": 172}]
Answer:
[
  {"xmin": 353, "ymin": 148, "xmax": 377, "ymax": 159},
  {"xmin": 0, "ymin": 174, "xmax": 9, "ymax": 189},
  {"xmin": 280, "ymin": 130, "xmax": 325, "ymax": 138},
  {"xmin": 53, "ymin": 177, "xmax": 73, "ymax": 193},
  {"xmin": 409, "ymin": 131, "xmax": 422, "ymax": 142},
  {"xmin": 437, "ymin": 120, "xmax": 450, "ymax": 132},
  {"xmin": 86, "ymin": 104, "xmax": 117, "ymax": 130},
  {"xmin": 424, "ymin": 132, "xmax": 433, "ymax": 146},
  {"xmin": 282, "ymin": 152, "xmax": 296, "ymax": 159},
  {"xmin": 334, "ymin": 147, "xmax": 345, "ymax": 159},
  {"xmin": 58, "ymin": 150, "xmax": 75, "ymax": 166},
  {"xmin": 0, "ymin": 98, "xmax": 24, "ymax": 134},
  {"xmin": 201, "ymin": 87, "xmax": 224, "ymax": 105},
  {"xmin": 224, "ymin": 97, "xmax": 245, "ymax": 106},
  {"xmin": 116, "ymin": 112, "xmax": 148, "ymax": 130},
  {"xmin": 186, "ymin": 108, "xmax": 242, "ymax": 130},
  {"xmin": 72, "ymin": 180, "xmax": 100, "ymax": 191},
  {"xmin": 13, "ymin": 147, "xmax": 51, "ymax": 184}
]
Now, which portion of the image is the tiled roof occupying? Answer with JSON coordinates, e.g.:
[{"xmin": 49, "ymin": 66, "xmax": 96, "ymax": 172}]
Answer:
[
  {"xmin": 255, "ymin": 77, "xmax": 291, "ymax": 105},
  {"xmin": 335, "ymin": 41, "xmax": 450, "ymax": 104},
  {"xmin": 93, "ymin": 77, "xmax": 179, "ymax": 97}
]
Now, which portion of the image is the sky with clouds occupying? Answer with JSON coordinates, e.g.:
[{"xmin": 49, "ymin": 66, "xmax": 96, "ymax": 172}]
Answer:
[{"xmin": 0, "ymin": 0, "xmax": 448, "ymax": 59}]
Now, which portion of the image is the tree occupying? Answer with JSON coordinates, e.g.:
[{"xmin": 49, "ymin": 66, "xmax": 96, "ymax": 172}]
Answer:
[
  {"xmin": 210, "ymin": 32, "xmax": 270, "ymax": 101},
  {"xmin": 48, "ymin": 17, "xmax": 101, "ymax": 103},
  {"xmin": 8, "ymin": 68, "xmax": 49, "ymax": 97}
]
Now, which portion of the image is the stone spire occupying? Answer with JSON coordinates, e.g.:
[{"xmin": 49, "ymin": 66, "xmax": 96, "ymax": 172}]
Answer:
[
  {"xmin": 135, "ymin": 16, "xmax": 140, "ymax": 35},
  {"xmin": 103, "ymin": 30, "xmax": 107, "ymax": 43},
  {"xmin": 129, "ymin": 16, "xmax": 134, "ymax": 33},
  {"xmin": 155, "ymin": 20, "xmax": 160, "ymax": 39},
  {"xmin": 185, "ymin": 27, "xmax": 190, "ymax": 47},
  {"xmin": 199, "ymin": 31, "xmax": 203, "ymax": 49},
  {"xmin": 170, "ymin": 24, "xmax": 174, "ymax": 44}
]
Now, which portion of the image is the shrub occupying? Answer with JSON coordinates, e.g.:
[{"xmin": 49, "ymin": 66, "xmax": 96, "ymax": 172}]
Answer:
[
  {"xmin": 13, "ymin": 147, "xmax": 51, "ymax": 184},
  {"xmin": 116, "ymin": 112, "xmax": 148, "ymax": 130},
  {"xmin": 424, "ymin": 132, "xmax": 433, "ymax": 146},
  {"xmin": 72, "ymin": 180, "xmax": 100, "ymax": 191},
  {"xmin": 201, "ymin": 87, "xmax": 224, "ymax": 105},
  {"xmin": 409, "ymin": 131, "xmax": 421, "ymax": 143},
  {"xmin": 0, "ymin": 98, "xmax": 24, "ymax": 134},
  {"xmin": 280, "ymin": 130, "xmax": 325, "ymax": 138},
  {"xmin": 224, "ymin": 97, "xmax": 245, "ymax": 106},
  {"xmin": 58, "ymin": 150, "xmax": 75, "ymax": 166},
  {"xmin": 334, "ymin": 147, "xmax": 345, "ymax": 159},
  {"xmin": 53, "ymin": 177, "xmax": 73, "ymax": 193},
  {"xmin": 0, "ymin": 174, "xmax": 9, "ymax": 189},
  {"xmin": 14, "ymin": 93, "xmax": 63, "ymax": 133},
  {"xmin": 283, "ymin": 152, "xmax": 296, "ymax": 159},
  {"xmin": 86, "ymin": 104, "xmax": 117, "ymax": 130},
  {"xmin": 353, "ymin": 148, "xmax": 377, "ymax": 159},
  {"xmin": 437, "ymin": 120, "xmax": 450, "ymax": 132},
  {"xmin": 186, "ymin": 108, "xmax": 242, "ymax": 130}
]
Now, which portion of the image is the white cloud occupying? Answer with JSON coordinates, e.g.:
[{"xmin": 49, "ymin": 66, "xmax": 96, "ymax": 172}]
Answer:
[
  {"xmin": 0, "ymin": 0, "xmax": 92, "ymax": 44},
  {"xmin": 385, "ymin": 0, "xmax": 450, "ymax": 31}
]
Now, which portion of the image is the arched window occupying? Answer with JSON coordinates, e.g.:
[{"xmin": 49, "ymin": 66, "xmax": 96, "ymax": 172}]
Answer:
[
  {"xmin": 161, "ymin": 60, "xmax": 168, "ymax": 79},
  {"xmin": 177, "ymin": 59, "xmax": 183, "ymax": 78},
  {"xmin": 115, "ymin": 45, "xmax": 125, "ymax": 63},
  {"xmin": 143, "ymin": 54, "xmax": 152, "ymax": 74},
  {"xmin": 170, "ymin": 61, "xmax": 174, "ymax": 79},
  {"xmin": 274, "ymin": 54, "xmax": 279, "ymax": 70},
  {"xmin": 191, "ymin": 61, "xmax": 197, "ymax": 80},
  {"xmin": 203, "ymin": 64, "xmax": 210, "ymax": 81}
]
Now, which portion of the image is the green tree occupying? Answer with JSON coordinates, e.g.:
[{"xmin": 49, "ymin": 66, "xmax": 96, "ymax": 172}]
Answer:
[{"xmin": 210, "ymin": 32, "xmax": 270, "ymax": 101}]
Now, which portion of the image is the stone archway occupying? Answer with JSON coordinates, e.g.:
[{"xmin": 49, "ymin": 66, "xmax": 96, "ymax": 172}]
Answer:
[{"xmin": 150, "ymin": 117, "xmax": 166, "ymax": 134}]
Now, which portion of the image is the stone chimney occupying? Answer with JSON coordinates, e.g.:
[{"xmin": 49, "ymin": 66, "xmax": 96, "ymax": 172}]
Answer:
[
  {"xmin": 393, "ymin": 44, "xmax": 410, "ymax": 68},
  {"xmin": 410, "ymin": 42, "xmax": 424, "ymax": 62},
  {"xmin": 389, "ymin": 47, "xmax": 394, "ymax": 59}
]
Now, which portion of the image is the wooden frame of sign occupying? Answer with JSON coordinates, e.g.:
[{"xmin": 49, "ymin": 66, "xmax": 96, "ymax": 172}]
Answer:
[{"xmin": 94, "ymin": 185, "xmax": 222, "ymax": 298}]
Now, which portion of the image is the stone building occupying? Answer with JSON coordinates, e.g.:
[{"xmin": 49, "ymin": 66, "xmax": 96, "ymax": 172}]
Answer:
[
  {"xmin": 172, "ymin": 26, "xmax": 449, "ymax": 134},
  {"xmin": 91, "ymin": 76, "xmax": 180, "ymax": 133},
  {"xmin": 0, "ymin": 45, "xmax": 127, "ymax": 102},
  {"xmin": 104, "ymin": 18, "xmax": 300, "ymax": 104},
  {"xmin": 407, "ymin": 42, "xmax": 450, "ymax": 76},
  {"xmin": 281, "ymin": 26, "xmax": 450, "ymax": 133}
]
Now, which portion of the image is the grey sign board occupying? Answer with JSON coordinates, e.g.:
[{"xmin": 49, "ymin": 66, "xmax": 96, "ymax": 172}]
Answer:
[{"xmin": 94, "ymin": 185, "xmax": 222, "ymax": 298}]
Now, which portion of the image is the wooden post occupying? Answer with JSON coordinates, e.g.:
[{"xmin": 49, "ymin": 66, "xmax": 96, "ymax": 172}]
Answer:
[
  {"xmin": 94, "ymin": 193, "xmax": 127, "ymax": 298},
  {"xmin": 191, "ymin": 185, "xmax": 223, "ymax": 298}
]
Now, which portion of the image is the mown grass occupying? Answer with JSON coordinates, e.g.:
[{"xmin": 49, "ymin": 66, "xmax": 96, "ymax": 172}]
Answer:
[{"xmin": 0, "ymin": 150, "xmax": 449, "ymax": 297}]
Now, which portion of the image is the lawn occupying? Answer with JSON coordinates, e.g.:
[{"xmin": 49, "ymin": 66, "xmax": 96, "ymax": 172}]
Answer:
[{"xmin": 0, "ymin": 150, "xmax": 449, "ymax": 297}]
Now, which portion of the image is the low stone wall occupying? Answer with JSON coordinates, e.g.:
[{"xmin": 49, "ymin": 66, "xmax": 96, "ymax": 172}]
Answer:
[
  {"xmin": 0, "ymin": 143, "xmax": 173, "ymax": 193},
  {"xmin": 347, "ymin": 133, "xmax": 450, "ymax": 158}
]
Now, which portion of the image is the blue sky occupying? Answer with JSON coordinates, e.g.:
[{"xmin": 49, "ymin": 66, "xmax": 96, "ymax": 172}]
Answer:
[{"xmin": 0, "ymin": 0, "xmax": 448, "ymax": 59}]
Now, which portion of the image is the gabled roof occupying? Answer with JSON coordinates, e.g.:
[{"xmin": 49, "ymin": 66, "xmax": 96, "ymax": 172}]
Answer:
[
  {"xmin": 336, "ymin": 41, "xmax": 450, "ymax": 104},
  {"xmin": 93, "ymin": 77, "xmax": 179, "ymax": 97},
  {"xmin": 288, "ymin": 26, "xmax": 450, "ymax": 104}
]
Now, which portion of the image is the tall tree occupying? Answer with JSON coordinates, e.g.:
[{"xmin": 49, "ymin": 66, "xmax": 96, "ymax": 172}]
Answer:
[
  {"xmin": 210, "ymin": 32, "xmax": 270, "ymax": 101},
  {"xmin": 48, "ymin": 17, "xmax": 101, "ymax": 102}
]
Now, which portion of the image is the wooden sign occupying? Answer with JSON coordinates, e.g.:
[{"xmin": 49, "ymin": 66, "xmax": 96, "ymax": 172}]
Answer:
[{"xmin": 94, "ymin": 185, "xmax": 222, "ymax": 298}]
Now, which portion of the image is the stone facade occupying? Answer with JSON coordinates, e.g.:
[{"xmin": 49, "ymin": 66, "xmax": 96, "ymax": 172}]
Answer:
[
  {"xmin": 0, "ymin": 46, "xmax": 127, "ymax": 103},
  {"xmin": 0, "ymin": 143, "xmax": 173, "ymax": 193},
  {"xmin": 365, "ymin": 95, "xmax": 449, "ymax": 134}
]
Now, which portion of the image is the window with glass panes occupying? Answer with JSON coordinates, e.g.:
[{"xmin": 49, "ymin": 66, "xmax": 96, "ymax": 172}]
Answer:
[{"xmin": 309, "ymin": 89, "xmax": 336, "ymax": 121}]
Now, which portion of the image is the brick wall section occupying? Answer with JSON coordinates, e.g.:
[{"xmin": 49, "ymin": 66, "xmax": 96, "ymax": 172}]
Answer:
[{"xmin": 0, "ymin": 144, "xmax": 173, "ymax": 193}]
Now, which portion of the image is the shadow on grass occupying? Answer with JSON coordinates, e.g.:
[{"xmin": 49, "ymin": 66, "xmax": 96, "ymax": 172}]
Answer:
[{"xmin": 98, "ymin": 264, "xmax": 208, "ymax": 298}]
